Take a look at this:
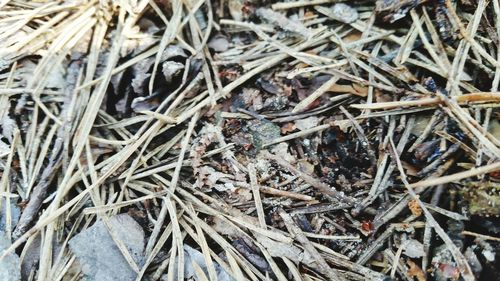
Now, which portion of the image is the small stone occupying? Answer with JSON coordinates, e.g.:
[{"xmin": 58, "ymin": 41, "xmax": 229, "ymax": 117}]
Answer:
[
  {"xmin": 270, "ymin": 143, "xmax": 295, "ymax": 163},
  {"xmin": 208, "ymin": 35, "xmax": 230, "ymax": 52},
  {"xmin": 247, "ymin": 120, "xmax": 281, "ymax": 151},
  {"xmin": 162, "ymin": 61, "xmax": 184, "ymax": 83},
  {"xmin": 69, "ymin": 214, "xmax": 145, "ymax": 281},
  {"xmin": 295, "ymin": 116, "xmax": 319, "ymax": 131},
  {"xmin": 464, "ymin": 246, "xmax": 482, "ymax": 277},
  {"xmin": 331, "ymin": 3, "xmax": 358, "ymax": 24},
  {"xmin": 482, "ymin": 249, "xmax": 495, "ymax": 262},
  {"xmin": 403, "ymin": 239, "xmax": 425, "ymax": 258}
]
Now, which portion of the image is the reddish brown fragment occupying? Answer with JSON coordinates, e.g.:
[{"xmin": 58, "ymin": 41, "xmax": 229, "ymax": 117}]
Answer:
[{"xmin": 407, "ymin": 260, "xmax": 426, "ymax": 281}]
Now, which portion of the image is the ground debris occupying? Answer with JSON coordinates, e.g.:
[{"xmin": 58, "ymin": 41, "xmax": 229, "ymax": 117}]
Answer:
[{"xmin": 1, "ymin": 0, "xmax": 499, "ymax": 280}]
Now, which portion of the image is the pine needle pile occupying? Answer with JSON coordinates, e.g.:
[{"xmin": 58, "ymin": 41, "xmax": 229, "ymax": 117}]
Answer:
[{"xmin": 0, "ymin": 0, "xmax": 499, "ymax": 280}]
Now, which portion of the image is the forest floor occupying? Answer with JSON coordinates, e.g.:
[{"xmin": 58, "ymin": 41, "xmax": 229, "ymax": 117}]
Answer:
[{"xmin": 0, "ymin": 0, "xmax": 499, "ymax": 280}]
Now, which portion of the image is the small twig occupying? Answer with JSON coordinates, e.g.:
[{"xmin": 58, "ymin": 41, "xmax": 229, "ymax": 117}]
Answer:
[
  {"xmin": 262, "ymin": 123, "xmax": 331, "ymax": 148},
  {"xmin": 259, "ymin": 185, "xmax": 314, "ymax": 201},
  {"xmin": 292, "ymin": 75, "xmax": 339, "ymax": 113},
  {"xmin": 409, "ymin": 161, "xmax": 500, "ymax": 189},
  {"xmin": 461, "ymin": 231, "xmax": 500, "ymax": 242},
  {"xmin": 351, "ymin": 92, "xmax": 500, "ymax": 110},
  {"xmin": 248, "ymin": 163, "xmax": 266, "ymax": 229},
  {"xmin": 272, "ymin": 0, "xmax": 338, "ymax": 10}
]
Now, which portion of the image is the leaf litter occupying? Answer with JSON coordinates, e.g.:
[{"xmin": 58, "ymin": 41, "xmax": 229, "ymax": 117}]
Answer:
[{"xmin": 0, "ymin": 0, "xmax": 499, "ymax": 280}]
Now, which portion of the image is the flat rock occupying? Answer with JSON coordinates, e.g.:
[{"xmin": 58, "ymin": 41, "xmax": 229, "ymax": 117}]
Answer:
[
  {"xmin": 0, "ymin": 231, "xmax": 21, "ymax": 281},
  {"xmin": 0, "ymin": 198, "xmax": 21, "ymax": 232},
  {"xmin": 69, "ymin": 214, "xmax": 145, "ymax": 281}
]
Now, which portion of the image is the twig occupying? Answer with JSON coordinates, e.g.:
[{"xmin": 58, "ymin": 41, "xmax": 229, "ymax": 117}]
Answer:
[
  {"xmin": 248, "ymin": 163, "xmax": 266, "ymax": 229},
  {"xmin": 262, "ymin": 123, "xmax": 331, "ymax": 148},
  {"xmin": 293, "ymin": 75, "xmax": 339, "ymax": 113},
  {"xmin": 351, "ymin": 92, "xmax": 500, "ymax": 110},
  {"xmin": 409, "ymin": 161, "xmax": 500, "ymax": 189},
  {"xmin": 461, "ymin": 231, "xmax": 500, "ymax": 242},
  {"xmin": 272, "ymin": 0, "xmax": 338, "ymax": 10}
]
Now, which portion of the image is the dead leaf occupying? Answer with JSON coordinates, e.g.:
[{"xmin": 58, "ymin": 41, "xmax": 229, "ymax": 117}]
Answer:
[
  {"xmin": 329, "ymin": 84, "xmax": 367, "ymax": 97},
  {"xmin": 161, "ymin": 45, "xmax": 187, "ymax": 61},
  {"xmin": 131, "ymin": 94, "xmax": 160, "ymax": 112},
  {"xmin": 408, "ymin": 199, "xmax": 422, "ymax": 217},
  {"xmin": 240, "ymin": 88, "xmax": 263, "ymax": 111},
  {"xmin": 375, "ymin": 90, "xmax": 392, "ymax": 103},
  {"xmin": 438, "ymin": 263, "xmax": 461, "ymax": 280},
  {"xmin": 343, "ymin": 31, "xmax": 362, "ymax": 43},
  {"xmin": 257, "ymin": 78, "xmax": 281, "ymax": 95},
  {"xmin": 131, "ymin": 61, "xmax": 153, "ymax": 94},
  {"xmin": 269, "ymin": 143, "xmax": 295, "ymax": 163},
  {"xmin": 191, "ymin": 124, "xmax": 220, "ymax": 167},
  {"xmin": 401, "ymin": 161, "xmax": 419, "ymax": 176},
  {"xmin": 195, "ymin": 166, "xmax": 231, "ymax": 188},
  {"xmin": 234, "ymin": 187, "xmax": 252, "ymax": 202},
  {"xmin": 407, "ymin": 260, "xmax": 426, "ymax": 281},
  {"xmin": 297, "ymin": 160, "xmax": 315, "ymax": 175},
  {"xmin": 281, "ymin": 122, "xmax": 296, "ymax": 134},
  {"xmin": 352, "ymin": 84, "xmax": 369, "ymax": 96}
]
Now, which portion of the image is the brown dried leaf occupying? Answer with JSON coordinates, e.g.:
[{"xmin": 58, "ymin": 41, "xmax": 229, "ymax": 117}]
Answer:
[
  {"xmin": 281, "ymin": 122, "xmax": 296, "ymax": 134},
  {"xmin": 407, "ymin": 260, "xmax": 426, "ymax": 281},
  {"xmin": 329, "ymin": 83, "xmax": 368, "ymax": 97},
  {"xmin": 352, "ymin": 83, "xmax": 369, "ymax": 96},
  {"xmin": 408, "ymin": 199, "xmax": 422, "ymax": 217}
]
